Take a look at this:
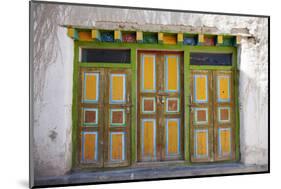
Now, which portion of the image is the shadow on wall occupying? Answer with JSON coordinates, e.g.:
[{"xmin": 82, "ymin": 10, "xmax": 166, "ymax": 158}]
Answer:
[{"xmin": 237, "ymin": 43, "xmax": 268, "ymax": 165}]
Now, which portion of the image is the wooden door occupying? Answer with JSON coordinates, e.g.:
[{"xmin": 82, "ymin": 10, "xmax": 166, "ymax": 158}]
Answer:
[
  {"xmin": 213, "ymin": 71, "xmax": 235, "ymax": 161},
  {"xmin": 137, "ymin": 51, "xmax": 184, "ymax": 162},
  {"xmin": 190, "ymin": 70, "xmax": 235, "ymax": 162},
  {"xmin": 104, "ymin": 69, "xmax": 131, "ymax": 167},
  {"xmin": 79, "ymin": 68, "xmax": 105, "ymax": 167},
  {"xmin": 79, "ymin": 68, "xmax": 131, "ymax": 168},
  {"xmin": 190, "ymin": 70, "xmax": 213, "ymax": 162}
]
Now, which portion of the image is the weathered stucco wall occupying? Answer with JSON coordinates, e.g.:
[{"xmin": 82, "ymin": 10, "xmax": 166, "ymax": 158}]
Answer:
[{"xmin": 31, "ymin": 2, "xmax": 268, "ymax": 177}]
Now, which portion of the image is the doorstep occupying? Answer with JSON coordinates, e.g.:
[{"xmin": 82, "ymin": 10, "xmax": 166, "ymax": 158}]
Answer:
[{"xmin": 33, "ymin": 163, "xmax": 268, "ymax": 188}]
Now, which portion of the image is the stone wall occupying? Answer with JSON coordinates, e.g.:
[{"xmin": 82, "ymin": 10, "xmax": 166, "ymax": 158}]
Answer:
[{"xmin": 31, "ymin": 2, "xmax": 268, "ymax": 177}]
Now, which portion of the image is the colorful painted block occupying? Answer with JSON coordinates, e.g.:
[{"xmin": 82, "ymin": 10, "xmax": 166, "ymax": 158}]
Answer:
[
  {"xmin": 136, "ymin": 31, "xmax": 143, "ymax": 43},
  {"xmin": 235, "ymin": 35, "xmax": 241, "ymax": 46},
  {"xmin": 165, "ymin": 55, "xmax": 179, "ymax": 92},
  {"xmin": 141, "ymin": 55, "xmax": 156, "ymax": 92},
  {"xmin": 222, "ymin": 37, "xmax": 234, "ymax": 46},
  {"xmin": 91, "ymin": 29, "xmax": 101, "ymax": 41},
  {"xmin": 177, "ymin": 33, "xmax": 184, "ymax": 44},
  {"xmin": 114, "ymin": 30, "xmax": 122, "ymax": 42},
  {"xmin": 67, "ymin": 28, "xmax": 78, "ymax": 40},
  {"xmin": 78, "ymin": 31, "xmax": 92, "ymax": 41},
  {"xmin": 143, "ymin": 33, "xmax": 158, "ymax": 44},
  {"xmin": 166, "ymin": 119, "xmax": 180, "ymax": 155},
  {"xmin": 163, "ymin": 34, "xmax": 177, "ymax": 45},
  {"xmin": 122, "ymin": 32, "xmax": 136, "ymax": 43},
  {"xmin": 110, "ymin": 74, "xmax": 126, "ymax": 103},
  {"xmin": 158, "ymin": 32, "xmax": 163, "ymax": 44},
  {"xmin": 110, "ymin": 132, "xmax": 125, "ymax": 161},
  {"xmin": 82, "ymin": 132, "xmax": 98, "ymax": 161},
  {"xmin": 142, "ymin": 119, "xmax": 156, "ymax": 160},
  {"xmin": 198, "ymin": 34, "xmax": 205, "ymax": 45},
  {"xmin": 183, "ymin": 37, "xmax": 196, "ymax": 45},
  {"xmin": 216, "ymin": 35, "xmax": 223, "ymax": 45},
  {"xmin": 203, "ymin": 36, "xmax": 215, "ymax": 46},
  {"xmin": 100, "ymin": 31, "xmax": 114, "ymax": 42}
]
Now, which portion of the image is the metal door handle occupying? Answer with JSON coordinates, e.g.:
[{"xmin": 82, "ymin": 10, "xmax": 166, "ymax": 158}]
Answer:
[{"xmin": 156, "ymin": 95, "xmax": 165, "ymax": 104}]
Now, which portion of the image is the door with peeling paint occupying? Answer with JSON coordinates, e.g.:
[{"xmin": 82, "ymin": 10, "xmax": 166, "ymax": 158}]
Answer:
[
  {"xmin": 190, "ymin": 70, "xmax": 236, "ymax": 162},
  {"xmin": 137, "ymin": 51, "xmax": 184, "ymax": 162},
  {"xmin": 78, "ymin": 68, "xmax": 131, "ymax": 168}
]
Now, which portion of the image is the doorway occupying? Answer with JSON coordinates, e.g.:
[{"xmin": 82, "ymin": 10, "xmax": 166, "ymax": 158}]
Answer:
[
  {"xmin": 189, "ymin": 70, "xmax": 236, "ymax": 162},
  {"xmin": 137, "ymin": 51, "xmax": 184, "ymax": 162},
  {"xmin": 78, "ymin": 68, "xmax": 131, "ymax": 167}
]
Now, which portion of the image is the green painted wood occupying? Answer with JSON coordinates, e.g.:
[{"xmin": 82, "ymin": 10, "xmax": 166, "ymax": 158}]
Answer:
[
  {"xmin": 72, "ymin": 42, "xmax": 79, "ymax": 168},
  {"xmin": 189, "ymin": 65, "xmax": 234, "ymax": 70},
  {"xmin": 130, "ymin": 47, "xmax": 137, "ymax": 164},
  {"xmin": 79, "ymin": 63, "xmax": 132, "ymax": 68},
  {"xmin": 232, "ymin": 48, "xmax": 240, "ymax": 161},
  {"xmin": 72, "ymin": 39, "xmax": 239, "ymax": 167},
  {"xmin": 184, "ymin": 47, "xmax": 191, "ymax": 163}
]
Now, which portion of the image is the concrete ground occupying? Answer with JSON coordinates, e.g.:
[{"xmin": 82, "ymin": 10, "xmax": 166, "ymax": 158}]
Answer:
[{"xmin": 34, "ymin": 163, "xmax": 268, "ymax": 188}]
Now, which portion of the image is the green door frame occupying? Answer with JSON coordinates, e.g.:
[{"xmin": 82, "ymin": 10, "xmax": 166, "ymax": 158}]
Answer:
[{"xmin": 71, "ymin": 41, "xmax": 240, "ymax": 169}]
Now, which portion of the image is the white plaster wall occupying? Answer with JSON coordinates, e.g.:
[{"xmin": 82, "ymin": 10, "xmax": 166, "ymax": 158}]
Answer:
[
  {"xmin": 31, "ymin": 2, "xmax": 268, "ymax": 177},
  {"xmin": 32, "ymin": 3, "xmax": 74, "ymax": 177}
]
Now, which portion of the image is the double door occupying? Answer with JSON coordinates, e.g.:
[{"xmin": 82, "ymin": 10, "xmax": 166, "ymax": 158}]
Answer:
[
  {"xmin": 190, "ymin": 70, "xmax": 236, "ymax": 162},
  {"xmin": 78, "ymin": 68, "xmax": 131, "ymax": 167},
  {"xmin": 137, "ymin": 51, "xmax": 184, "ymax": 162}
]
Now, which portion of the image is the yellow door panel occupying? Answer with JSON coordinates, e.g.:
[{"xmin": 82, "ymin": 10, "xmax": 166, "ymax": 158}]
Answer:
[
  {"xmin": 83, "ymin": 132, "xmax": 97, "ymax": 161},
  {"xmin": 142, "ymin": 55, "xmax": 155, "ymax": 91},
  {"xmin": 195, "ymin": 75, "xmax": 207, "ymax": 102},
  {"xmin": 84, "ymin": 73, "xmax": 98, "ymax": 102},
  {"xmin": 195, "ymin": 130, "xmax": 208, "ymax": 158},
  {"xmin": 111, "ymin": 132, "xmax": 125, "ymax": 161},
  {"xmin": 142, "ymin": 120, "xmax": 156, "ymax": 159},
  {"xmin": 167, "ymin": 119, "xmax": 179, "ymax": 155},
  {"xmin": 110, "ymin": 74, "xmax": 125, "ymax": 102},
  {"xmin": 218, "ymin": 76, "xmax": 230, "ymax": 101},
  {"xmin": 166, "ymin": 56, "xmax": 179, "ymax": 91},
  {"xmin": 219, "ymin": 128, "xmax": 231, "ymax": 156}
]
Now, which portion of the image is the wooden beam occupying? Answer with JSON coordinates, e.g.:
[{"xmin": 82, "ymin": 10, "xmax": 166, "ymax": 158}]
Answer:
[
  {"xmin": 114, "ymin": 30, "xmax": 122, "ymax": 42},
  {"xmin": 67, "ymin": 28, "xmax": 78, "ymax": 40},
  {"xmin": 177, "ymin": 33, "xmax": 183, "ymax": 44},
  {"xmin": 91, "ymin": 29, "xmax": 101, "ymax": 41},
  {"xmin": 198, "ymin": 34, "xmax": 205, "ymax": 45},
  {"xmin": 217, "ymin": 35, "xmax": 223, "ymax": 46},
  {"xmin": 235, "ymin": 35, "xmax": 242, "ymax": 46},
  {"xmin": 158, "ymin": 32, "xmax": 163, "ymax": 44},
  {"xmin": 136, "ymin": 31, "xmax": 143, "ymax": 43}
]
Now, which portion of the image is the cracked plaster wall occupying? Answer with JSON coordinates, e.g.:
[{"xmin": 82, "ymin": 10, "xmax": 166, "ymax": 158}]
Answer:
[{"xmin": 31, "ymin": 2, "xmax": 268, "ymax": 177}]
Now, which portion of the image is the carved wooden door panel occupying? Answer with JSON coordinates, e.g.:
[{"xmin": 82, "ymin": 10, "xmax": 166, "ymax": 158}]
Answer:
[
  {"xmin": 79, "ymin": 68, "xmax": 131, "ymax": 168},
  {"xmin": 137, "ymin": 51, "xmax": 184, "ymax": 162}
]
